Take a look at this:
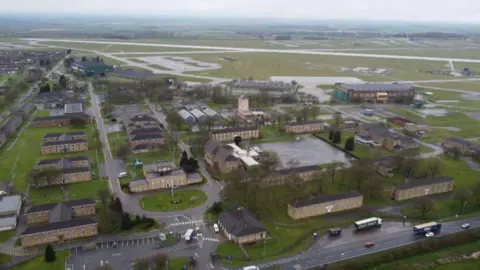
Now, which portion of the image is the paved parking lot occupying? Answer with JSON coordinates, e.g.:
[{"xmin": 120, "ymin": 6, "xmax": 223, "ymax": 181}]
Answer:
[{"xmin": 259, "ymin": 136, "xmax": 352, "ymax": 168}]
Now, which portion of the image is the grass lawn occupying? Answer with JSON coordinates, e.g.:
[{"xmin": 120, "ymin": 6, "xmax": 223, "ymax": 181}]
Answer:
[
  {"xmin": 0, "ymin": 230, "xmax": 15, "ymax": 243},
  {"xmin": 420, "ymin": 81, "xmax": 480, "ymax": 92},
  {"xmin": 182, "ymin": 52, "xmax": 456, "ymax": 81},
  {"xmin": 28, "ymin": 180, "xmax": 108, "ymax": 205},
  {"xmin": 148, "ymin": 64, "xmax": 173, "ymax": 71},
  {"xmin": 168, "ymin": 257, "xmax": 190, "ymax": 270},
  {"xmin": 0, "ymin": 123, "xmax": 102, "ymax": 192},
  {"xmin": 140, "ymin": 189, "xmax": 207, "ymax": 211},
  {"xmin": 172, "ymin": 75, "xmax": 213, "ymax": 83},
  {"xmin": 370, "ymin": 239, "xmax": 480, "ymax": 270},
  {"xmin": 35, "ymin": 110, "xmax": 50, "ymax": 117},
  {"xmin": 259, "ymin": 125, "xmax": 288, "ymax": 139},
  {"xmin": 0, "ymin": 253, "xmax": 11, "ymax": 264},
  {"xmin": 107, "ymin": 131, "xmax": 127, "ymax": 155},
  {"xmin": 9, "ymin": 250, "xmax": 70, "ymax": 270},
  {"xmin": 415, "ymin": 88, "xmax": 480, "ymax": 108},
  {"xmin": 128, "ymin": 58, "xmax": 148, "ymax": 63}
]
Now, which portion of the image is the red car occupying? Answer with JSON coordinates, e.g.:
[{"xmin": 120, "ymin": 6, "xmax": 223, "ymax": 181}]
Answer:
[{"xmin": 365, "ymin": 242, "xmax": 375, "ymax": 248}]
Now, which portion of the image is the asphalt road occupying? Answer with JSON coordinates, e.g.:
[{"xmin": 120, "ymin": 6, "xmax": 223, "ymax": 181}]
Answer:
[{"xmin": 256, "ymin": 217, "xmax": 480, "ymax": 270}]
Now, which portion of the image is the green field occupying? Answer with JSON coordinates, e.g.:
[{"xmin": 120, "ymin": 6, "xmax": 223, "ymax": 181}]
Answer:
[
  {"xmin": 140, "ymin": 189, "xmax": 207, "ymax": 211},
  {"xmin": 0, "ymin": 121, "xmax": 104, "ymax": 194},
  {"xmin": 416, "ymin": 88, "xmax": 479, "ymax": 108},
  {"xmin": 9, "ymin": 250, "xmax": 70, "ymax": 270},
  {"xmin": 420, "ymin": 81, "xmax": 480, "ymax": 92},
  {"xmin": 342, "ymin": 49, "xmax": 480, "ymax": 60},
  {"xmin": 370, "ymin": 239, "xmax": 480, "ymax": 270},
  {"xmin": 182, "ymin": 52, "xmax": 456, "ymax": 81}
]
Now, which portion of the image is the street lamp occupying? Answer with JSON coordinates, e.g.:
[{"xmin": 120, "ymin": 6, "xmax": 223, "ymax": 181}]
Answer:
[{"xmin": 462, "ymin": 201, "xmax": 468, "ymax": 215}]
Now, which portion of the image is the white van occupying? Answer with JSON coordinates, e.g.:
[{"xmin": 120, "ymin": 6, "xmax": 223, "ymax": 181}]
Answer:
[
  {"xmin": 213, "ymin": 223, "xmax": 220, "ymax": 233},
  {"xmin": 243, "ymin": 266, "xmax": 259, "ymax": 270}
]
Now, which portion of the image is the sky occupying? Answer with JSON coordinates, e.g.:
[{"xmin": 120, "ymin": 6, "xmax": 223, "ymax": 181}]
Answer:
[{"xmin": 3, "ymin": 0, "xmax": 480, "ymax": 23}]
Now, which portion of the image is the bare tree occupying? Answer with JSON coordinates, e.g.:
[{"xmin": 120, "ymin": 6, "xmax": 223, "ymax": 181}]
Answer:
[
  {"xmin": 286, "ymin": 159, "xmax": 300, "ymax": 169},
  {"xmin": 414, "ymin": 196, "xmax": 435, "ymax": 217},
  {"xmin": 325, "ymin": 163, "xmax": 339, "ymax": 183},
  {"xmin": 454, "ymin": 188, "xmax": 472, "ymax": 213},
  {"xmin": 133, "ymin": 257, "xmax": 150, "ymax": 270},
  {"xmin": 31, "ymin": 168, "xmax": 62, "ymax": 187},
  {"xmin": 424, "ymin": 158, "xmax": 443, "ymax": 178},
  {"xmin": 151, "ymin": 253, "xmax": 168, "ymax": 269}
]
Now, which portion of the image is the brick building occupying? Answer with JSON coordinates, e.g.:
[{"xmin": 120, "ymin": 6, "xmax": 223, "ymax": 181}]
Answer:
[
  {"xmin": 122, "ymin": 114, "xmax": 165, "ymax": 153},
  {"xmin": 129, "ymin": 161, "xmax": 188, "ymax": 193},
  {"xmin": 288, "ymin": 191, "xmax": 363, "ymax": 219},
  {"xmin": 218, "ymin": 208, "xmax": 267, "ymax": 244},
  {"xmin": 40, "ymin": 132, "xmax": 88, "ymax": 155},
  {"xmin": 33, "ymin": 156, "xmax": 92, "ymax": 186},
  {"xmin": 32, "ymin": 113, "xmax": 89, "ymax": 128},
  {"xmin": 21, "ymin": 199, "xmax": 97, "ymax": 247},
  {"xmin": 284, "ymin": 121, "xmax": 325, "ymax": 133},
  {"xmin": 357, "ymin": 123, "xmax": 418, "ymax": 151},
  {"xmin": 391, "ymin": 177, "xmax": 454, "ymax": 201},
  {"xmin": 333, "ymin": 83, "xmax": 415, "ymax": 103},
  {"xmin": 211, "ymin": 127, "xmax": 259, "ymax": 141}
]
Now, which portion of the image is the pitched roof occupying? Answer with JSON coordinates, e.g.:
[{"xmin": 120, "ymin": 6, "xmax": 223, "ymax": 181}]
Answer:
[
  {"xmin": 0, "ymin": 195, "xmax": 22, "ymax": 214},
  {"xmin": 41, "ymin": 139, "xmax": 87, "ymax": 146},
  {"xmin": 231, "ymin": 80, "xmax": 296, "ymax": 90},
  {"xmin": 212, "ymin": 126, "xmax": 258, "ymax": 134},
  {"xmin": 395, "ymin": 177, "xmax": 454, "ymax": 190},
  {"xmin": 21, "ymin": 217, "xmax": 97, "ymax": 236},
  {"xmin": 290, "ymin": 191, "xmax": 362, "ymax": 208},
  {"xmin": 48, "ymin": 202, "xmax": 72, "ymax": 223},
  {"xmin": 218, "ymin": 208, "xmax": 266, "ymax": 237},
  {"xmin": 204, "ymin": 140, "xmax": 221, "ymax": 155},
  {"xmin": 25, "ymin": 198, "xmax": 96, "ymax": 214}
]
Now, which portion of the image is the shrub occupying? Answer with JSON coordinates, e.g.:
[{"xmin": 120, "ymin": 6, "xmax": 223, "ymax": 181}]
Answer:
[
  {"xmin": 44, "ymin": 245, "xmax": 56, "ymax": 262},
  {"xmin": 345, "ymin": 137, "xmax": 355, "ymax": 151}
]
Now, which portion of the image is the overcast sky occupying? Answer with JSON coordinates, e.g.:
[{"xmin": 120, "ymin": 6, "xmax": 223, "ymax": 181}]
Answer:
[{"xmin": 3, "ymin": 0, "xmax": 480, "ymax": 22}]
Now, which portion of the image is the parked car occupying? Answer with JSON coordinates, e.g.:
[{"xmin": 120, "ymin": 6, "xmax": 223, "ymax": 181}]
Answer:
[
  {"xmin": 118, "ymin": 172, "xmax": 127, "ymax": 178},
  {"xmin": 213, "ymin": 223, "xmax": 220, "ymax": 233},
  {"xmin": 461, "ymin": 223, "xmax": 471, "ymax": 229},
  {"xmin": 365, "ymin": 242, "xmax": 375, "ymax": 248},
  {"xmin": 425, "ymin": 232, "xmax": 435, "ymax": 238}
]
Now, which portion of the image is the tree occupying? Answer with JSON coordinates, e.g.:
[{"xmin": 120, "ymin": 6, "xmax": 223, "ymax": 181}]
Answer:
[
  {"xmin": 115, "ymin": 144, "xmax": 131, "ymax": 161},
  {"xmin": 44, "ymin": 245, "xmax": 56, "ymax": 262},
  {"xmin": 328, "ymin": 130, "xmax": 334, "ymax": 141},
  {"xmin": 70, "ymin": 117, "xmax": 87, "ymax": 127},
  {"xmin": 121, "ymin": 213, "xmax": 133, "ymax": 230},
  {"xmin": 81, "ymin": 56, "xmax": 87, "ymax": 62},
  {"xmin": 455, "ymin": 188, "xmax": 472, "ymax": 213},
  {"xmin": 97, "ymin": 188, "xmax": 111, "ymax": 212},
  {"xmin": 210, "ymin": 201, "xmax": 223, "ymax": 214},
  {"xmin": 133, "ymin": 257, "xmax": 150, "ymax": 270},
  {"xmin": 423, "ymin": 158, "xmax": 443, "ymax": 178},
  {"xmin": 345, "ymin": 137, "xmax": 355, "ymax": 151},
  {"xmin": 39, "ymin": 83, "xmax": 51, "ymax": 93},
  {"xmin": 184, "ymin": 157, "xmax": 199, "ymax": 173},
  {"xmin": 326, "ymin": 163, "xmax": 339, "ymax": 183},
  {"xmin": 414, "ymin": 196, "xmax": 435, "ymax": 217},
  {"xmin": 332, "ymin": 130, "xmax": 341, "ymax": 144},
  {"xmin": 473, "ymin": 181, "xmax": 480, "ymax": 207},
  {"xmin": 234, "ymin": 136, "xmax": 242, "ymax": 146},
  {"xmin": 59, "ymin": 75, "xmax": 67, "ymax": 89},
  {"xmin": 180, "ymin": 151, "xmax": 188, "ymax": 169},
  {"xmin": 151, "ymin": 253, "xmax": 168, "ymax": 269},
  {"xmin": 448, "ymin": 147, "xmax": 461, "ymax": 160},
  {"xmin": 31, "ymin": 168, "xmax": 62, "ymax": 187},
  {"xmin": 165, "ymin": 110, "xmax": 183, "ymax": 130},
  {"xmin": 67, "ymin": 49, "xmax": 72, "ymax": 54}
]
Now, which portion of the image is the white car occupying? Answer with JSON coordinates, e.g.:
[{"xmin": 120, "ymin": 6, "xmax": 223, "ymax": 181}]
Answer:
[
  {"xmin": 425, "ymin": 232, "xmax": 434, "ymax": 238},
  {"xmin": 118, "ymin": 172, "xmax": 127, "ymax": 178},
  {"xmin": 461, "ymin": 223, "xmax": 471, "ymax": 229},
  {"xmin": 213, "ymin": 223, "xmax": 220, "ymax": 233}
]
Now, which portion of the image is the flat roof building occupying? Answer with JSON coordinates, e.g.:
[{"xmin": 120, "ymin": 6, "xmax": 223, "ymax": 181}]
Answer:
[
  {"xmin": 333, "ymin": 83, "xmax": 415, "ymax": 104},
  {"xmin": 226, "ymin": 80, "xmax": 299, "ymax": 98}
]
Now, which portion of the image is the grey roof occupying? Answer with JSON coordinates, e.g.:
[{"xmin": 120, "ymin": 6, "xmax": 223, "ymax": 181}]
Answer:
[
  {"xmin": 41, "ymin": 139, "xmax": 87, "ymax": 147},
  {"xmin": 112, "ymin": 69, "xmax": 154, "ymax": 79},
  {"xmin": 21, "ymin": 217, "xmax": 97, "ymax": 236},
  {"xmin": 178, "ymin": 109, "xmax": 194, "ymax": 120},
  {"xmin": 268, "ymin": 165, "xmax": 322, "ymax": 177},
  {"xmin": 33, "ymin": 113, "xmax": 86, "ymax": 123},
  {"xmin": 42, "ymin": 131, "xmax": 87, "ymax": 141},
  {"xmin": 339, "ymin": 83, "xmax": 414, "ymax": 92},
  {"xmin": 129, "ymin": 133, "xmax": 164, "ymax": 142},
  {"xmin": 129, "ymin": 179, "xmax": 148, "ymax": 187},
  {"xmin": 129, "ymin": 127, "xmax": 162, "ymax": 136},
  {"xmin": 190, "ymin": 108, "xmax": 206, "ymax": 119},
  {"xmin": 218, "ymin": 208, "xmax": 267, "ymax": 237},
  {"xmin": 202, "ymin": 107, "xmax": 219, "ymax": 117},
  {"xmin": 36, "ymin": 156, "xmax": 90, "ymax": 168},
  {"xmin": 231, "ymin": 80, "xmax": 296, "ymax": 90},
  {"xmin": 204, "ymin": 140, "xmax": 221, "ymax": 155},
  {"xmin": 212, "ymin": 126, "xmax": 258, "ymax": 134},
  {"xmin": 395, "ymin": 177, "xmax": 454, "ymax": 190},
  {"xmin": 25, "ymin": 198, "xmax": 96, "ymax": 214},
  {"xmin": 290, "ymin": 191, "xmax": 362, "ymax": 208},
  {"xmin": 48, "ymin": 202, "xmax": 72, "ymax": 223},
  {"xmin": 64, "ymin": 103, "xmax": 84, "ymax": 114},
  {"xmin": 0, "ymin": 215, "xmax": 17, "ymax": 228},
  {"xmin": 0, "ymin": 195, "xmax": 22, "ymax": 214},
  {"xmin": 215, "ymin": 146, "xmax": 237, "ymax": 162}
]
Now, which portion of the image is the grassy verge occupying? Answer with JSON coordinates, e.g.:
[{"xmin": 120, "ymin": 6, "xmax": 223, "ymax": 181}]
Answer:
[
  {"xmin": 0, "ymin": 230, "xmax": 15, "ymax": 243},
  {"xmin": 0, "ymin": 254, "xmax": 11, "ymax": 264},
  {"xmin": 370, "ymin": 239, "xmax": 480, "ymax": 270},
  {"xmin": 9, "ymin": 250, "xmax": 70, "ymax": 270},
  {"xmin": 140, "ymin": 189, "xmax": 207, "ymax": 211},
  {"xmin": 28, "ymin": 180, "xmax": 108, "ymax": 205},
  {"xmin": 168, "ymin": 257, "xmax": 190, "ymax": 270}
]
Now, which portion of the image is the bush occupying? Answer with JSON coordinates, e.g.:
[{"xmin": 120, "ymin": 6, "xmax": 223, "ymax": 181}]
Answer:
[
  {"xmin": 332, "ymin": 130, "xmax": 341, "ymax": 144},
  {"xmin": 44, "ymin": 245, "xmax": 56, "ymax": 262},
  {"xmin": 328, "ymin": 130, "xmax": 334, "ymax": 141}
]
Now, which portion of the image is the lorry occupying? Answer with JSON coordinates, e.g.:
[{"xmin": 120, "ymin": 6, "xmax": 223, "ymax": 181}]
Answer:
[
  {"xmin": 354, "ymin": 217, "xmax": 382, "ymax": 231},
  {"xmin": 413, "ymin": 222, "xmax": 442, "ymax": 235}
]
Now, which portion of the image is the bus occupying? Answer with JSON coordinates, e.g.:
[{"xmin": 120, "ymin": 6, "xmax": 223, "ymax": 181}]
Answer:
[
  {"xmin": 413, "ymin": 222, "xmax": 442, "ymax": 235},
  {"xmin": 184, "ymin": 229, "xmax": 195, "ymax": 242},
  {"xmin": 354, "ymin": 217, "xmax": 382, "ymax": 231}
]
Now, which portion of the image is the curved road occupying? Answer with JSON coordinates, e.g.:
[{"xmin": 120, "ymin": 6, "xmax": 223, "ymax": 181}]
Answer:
[{"xmin": 88, "ymin": 83, "xmax": 222, "ymax": 221}]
